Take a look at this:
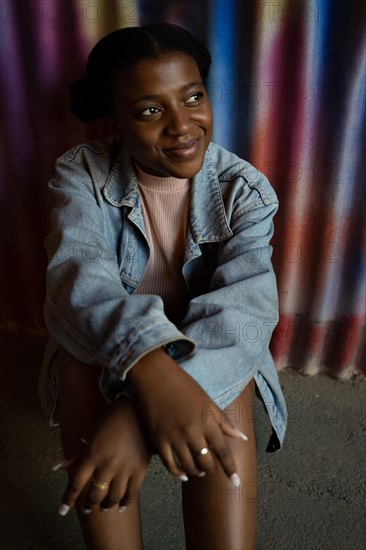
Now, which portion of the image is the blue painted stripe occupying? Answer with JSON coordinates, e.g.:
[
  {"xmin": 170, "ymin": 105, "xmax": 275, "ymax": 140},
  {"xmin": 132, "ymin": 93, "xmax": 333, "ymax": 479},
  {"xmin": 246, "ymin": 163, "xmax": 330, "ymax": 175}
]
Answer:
[{"xmin": 207, "ymin": 0, "xmax": 238, "ymax": 150}]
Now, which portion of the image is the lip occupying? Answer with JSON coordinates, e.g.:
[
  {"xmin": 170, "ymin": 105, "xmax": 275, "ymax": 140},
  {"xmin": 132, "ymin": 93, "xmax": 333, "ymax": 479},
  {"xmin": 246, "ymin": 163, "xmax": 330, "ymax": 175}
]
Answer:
[{"xmin": 164, "ymin": 138, "xmax": 201, "ymax": 159}]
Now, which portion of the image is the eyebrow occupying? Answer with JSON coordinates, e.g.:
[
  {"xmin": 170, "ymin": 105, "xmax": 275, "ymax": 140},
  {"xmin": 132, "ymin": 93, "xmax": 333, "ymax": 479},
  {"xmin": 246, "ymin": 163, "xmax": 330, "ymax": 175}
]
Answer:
[{"xmin": 130, "ymin": 81, "xmax": 203, "ymax": 105}]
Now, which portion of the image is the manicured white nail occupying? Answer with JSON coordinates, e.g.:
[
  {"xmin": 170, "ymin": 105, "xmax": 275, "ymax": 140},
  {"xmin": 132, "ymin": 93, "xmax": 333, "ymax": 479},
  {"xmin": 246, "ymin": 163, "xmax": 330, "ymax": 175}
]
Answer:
[
  {"xmin": 235, "ymin": 428, "xmax": 248, "ymax": 442},
  {"xmin": 81, "ymin": 506, "xmax": 92, "ymax": 514},
  {"xmin": 230, "ymin": 473, "xmax": 241, "ymax": 487},
  {"xmin": 52, "ymin": 460, "xmax": 65, "ymax": 472},
  {"xmin": 198, "ymin": 471, "xmax": 206, "ymax": 477},
  {"xmin": 118, "ymin": 505, "xmax": 127, "ymax": 513},
  {"xmin": 58, "ymin": 504, "xmax": 70, "ymax": 516},
  {"xmin": 179, "ymin": 474, "xmax": 189, "ymax": 482},
  {"xmin": 100, "ymin": 507, "xmax": 109, "ymax": 512}
]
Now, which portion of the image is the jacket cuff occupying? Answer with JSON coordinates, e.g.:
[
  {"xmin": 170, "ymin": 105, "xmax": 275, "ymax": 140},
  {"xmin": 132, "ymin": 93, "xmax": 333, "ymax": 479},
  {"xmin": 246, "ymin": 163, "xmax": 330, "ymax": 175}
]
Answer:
[
  {"xmin": 117, "ymin": 335, "xmax": 196, "ymax": 381},
  {"xmin": 99, "ymin": 336, "xmax": 196, "ymax": 403}
]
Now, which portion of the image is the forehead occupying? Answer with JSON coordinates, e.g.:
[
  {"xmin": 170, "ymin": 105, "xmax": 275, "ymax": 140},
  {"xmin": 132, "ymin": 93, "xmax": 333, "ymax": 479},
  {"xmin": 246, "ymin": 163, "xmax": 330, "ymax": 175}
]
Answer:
[{"xmin": 114, "ymin": 53, "xmax": 202, "ymax": 100}]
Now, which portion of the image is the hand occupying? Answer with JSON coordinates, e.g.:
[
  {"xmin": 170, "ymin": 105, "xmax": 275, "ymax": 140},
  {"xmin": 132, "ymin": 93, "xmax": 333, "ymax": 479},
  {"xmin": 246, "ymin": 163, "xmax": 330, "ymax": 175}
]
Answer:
[
  {"xmin": 54, "ymin": 396, "xmax": 153, "ymax": 516},
  {"xmin": 128, "ymin": 349, "xmax": 247, "ymax": 486}
]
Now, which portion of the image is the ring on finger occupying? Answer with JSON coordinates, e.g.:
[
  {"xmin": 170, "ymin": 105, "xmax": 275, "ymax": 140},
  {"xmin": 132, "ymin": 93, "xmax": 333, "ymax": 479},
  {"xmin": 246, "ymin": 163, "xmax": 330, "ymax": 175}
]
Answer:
[
  {"xmin": 196, "ymin": 447, "xmax": 209, "ymax": 457},
  {"xmin": 91, "ymin": 478, "xmax": 109, "ymax": 491}
]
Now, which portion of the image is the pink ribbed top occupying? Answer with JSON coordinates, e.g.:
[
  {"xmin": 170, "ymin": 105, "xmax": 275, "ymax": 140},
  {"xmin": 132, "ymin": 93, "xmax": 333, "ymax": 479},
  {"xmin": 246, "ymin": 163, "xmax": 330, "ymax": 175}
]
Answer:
[{"xmin": 134, "ymin": 164, "xmax": 191, "ymax": 324}]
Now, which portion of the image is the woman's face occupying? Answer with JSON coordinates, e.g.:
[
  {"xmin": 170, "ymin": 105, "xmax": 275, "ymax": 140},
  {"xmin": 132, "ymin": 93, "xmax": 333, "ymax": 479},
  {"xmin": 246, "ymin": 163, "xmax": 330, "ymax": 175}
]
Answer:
[{"xmin": 112, "ymin": 52, "xmax": 213, "ymax": 178}]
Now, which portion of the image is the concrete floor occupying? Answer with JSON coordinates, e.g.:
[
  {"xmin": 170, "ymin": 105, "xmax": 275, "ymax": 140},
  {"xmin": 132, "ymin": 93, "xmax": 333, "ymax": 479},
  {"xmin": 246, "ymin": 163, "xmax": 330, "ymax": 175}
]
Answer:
[{"xmin": 1, "ymin": 334, "xmax": 365, "ymax": 549}]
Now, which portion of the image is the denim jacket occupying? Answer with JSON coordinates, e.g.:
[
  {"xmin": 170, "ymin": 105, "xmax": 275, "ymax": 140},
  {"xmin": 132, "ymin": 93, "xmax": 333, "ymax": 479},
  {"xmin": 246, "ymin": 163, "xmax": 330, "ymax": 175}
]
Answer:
[{"xmin": 42, "ymin": 139, "xmax": 287, "ymax": 452}]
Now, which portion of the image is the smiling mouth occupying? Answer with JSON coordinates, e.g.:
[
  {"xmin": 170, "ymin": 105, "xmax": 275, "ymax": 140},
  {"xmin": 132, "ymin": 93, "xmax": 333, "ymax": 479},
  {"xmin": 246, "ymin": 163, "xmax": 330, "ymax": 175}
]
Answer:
[
  {"xmin": 166, "ymin": 138, "xmax": 199, "ymax": 151},
  {"xmin": 164, "ymin": 138, "xmax": 201, "ymax": 158}
]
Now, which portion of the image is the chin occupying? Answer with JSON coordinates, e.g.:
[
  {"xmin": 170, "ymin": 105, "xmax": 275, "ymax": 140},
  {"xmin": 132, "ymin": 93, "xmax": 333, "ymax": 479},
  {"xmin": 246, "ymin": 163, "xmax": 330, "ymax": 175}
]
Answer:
[{"xmin": 167, "ymin": 158, "xmax": 206, "ymax": 179}]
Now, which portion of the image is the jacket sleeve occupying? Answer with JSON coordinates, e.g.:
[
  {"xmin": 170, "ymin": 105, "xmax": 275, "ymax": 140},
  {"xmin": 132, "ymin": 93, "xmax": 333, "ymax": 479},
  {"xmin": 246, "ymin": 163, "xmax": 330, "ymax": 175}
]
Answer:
[
  {"xmin": 44, "ymin": 150, "xmax": 195, "ymax": 396},
  {"xmin": 177, "ymin": 169, "xmax": 279, "ymax": 395}
]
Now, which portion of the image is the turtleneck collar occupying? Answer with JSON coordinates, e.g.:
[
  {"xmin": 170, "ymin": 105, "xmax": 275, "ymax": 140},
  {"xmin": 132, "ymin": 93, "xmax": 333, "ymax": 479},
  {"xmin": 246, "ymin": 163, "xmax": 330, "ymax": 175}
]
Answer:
[{"xmin": 134, "ymin": 162, "xmax": 190, "ymax": 192}]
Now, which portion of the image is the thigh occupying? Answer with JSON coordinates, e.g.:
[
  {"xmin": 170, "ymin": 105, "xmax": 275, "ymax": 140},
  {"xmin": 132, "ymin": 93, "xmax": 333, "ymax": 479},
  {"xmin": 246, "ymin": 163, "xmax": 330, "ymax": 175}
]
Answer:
[
  {"xmin": 182, "ymin": 379, "xmax": 257, "ymax": 550},
  {"xmin": 56, "ymin": 347, "xmax": 109, "ymax": 457},
  {"xmin": 56, "ymin": 348, "xmax": 147, "ymax": 550}
]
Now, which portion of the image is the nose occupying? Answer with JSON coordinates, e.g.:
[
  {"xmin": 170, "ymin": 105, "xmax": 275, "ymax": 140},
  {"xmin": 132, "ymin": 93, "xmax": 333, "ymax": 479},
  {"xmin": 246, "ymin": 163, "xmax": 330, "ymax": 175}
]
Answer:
[{"xmin": 165, "ymin": 107, "xmax": 192, "ymax": 136}]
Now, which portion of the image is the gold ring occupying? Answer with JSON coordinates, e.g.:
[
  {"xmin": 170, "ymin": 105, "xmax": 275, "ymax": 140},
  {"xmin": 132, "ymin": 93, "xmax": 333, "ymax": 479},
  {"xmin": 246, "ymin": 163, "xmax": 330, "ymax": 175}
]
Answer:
[
  {"xmin": 197, "ymin": 447, "xmax": 209, "ymax": 456},
  {"xmin": 91, "ymin": 478, "xmax": 109, "ymax": 491}
]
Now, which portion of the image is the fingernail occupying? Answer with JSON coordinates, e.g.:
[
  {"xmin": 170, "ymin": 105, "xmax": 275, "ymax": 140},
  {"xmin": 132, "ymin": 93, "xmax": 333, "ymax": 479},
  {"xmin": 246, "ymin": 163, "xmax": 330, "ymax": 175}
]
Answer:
[
  {"xmin": 197, "ymin": 471, "xmax": 206, "ymax": 477},
  {"xmin": 58, "ymin": 504, "xmax": 70, "ymax": 516},
  {"xmin": 230, "ymin": 472, "xmax": 241, "ymax": 487},
  {"xmin": 179, "ymin": 474, "xmax": 189, "ymax": 482},
  {"xmin": 52, "ymin": 460, "xmax": 65, "ymax": 472},
  {"xmin": 80, "ymin": 437, "xmax": 89, "ymax": 446},
  {"xmin": 81, "ymin": 506, "xmax": 92, "ymax": 514},
  {"xmin": 235, "ymin": 428, "xmax": 249, "ymax": 442},
  {"xmin": 118, "ymin": 505, "xmax": 127, "ymax": 513},
  {"xmin": 100, "ymin": 507, "xmax": 109, "ymax": 512}
]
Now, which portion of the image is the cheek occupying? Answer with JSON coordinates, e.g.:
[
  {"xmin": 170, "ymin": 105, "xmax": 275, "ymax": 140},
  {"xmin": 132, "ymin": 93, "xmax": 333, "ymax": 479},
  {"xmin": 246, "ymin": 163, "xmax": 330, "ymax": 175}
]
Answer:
[
  {"xmin": 208, "ymin": 104, "xmax": 213, "ymax": 126},
  {"xmin": 201, "ymin": 102, "xmax": 213, "ymax": 130},
  {"xmin": 123, "ymin": 128, "xmax": 156, "ymax": 153},
  {"xmin": 192, "ymin": 110, "xmax": 212, "ymax": 132}
]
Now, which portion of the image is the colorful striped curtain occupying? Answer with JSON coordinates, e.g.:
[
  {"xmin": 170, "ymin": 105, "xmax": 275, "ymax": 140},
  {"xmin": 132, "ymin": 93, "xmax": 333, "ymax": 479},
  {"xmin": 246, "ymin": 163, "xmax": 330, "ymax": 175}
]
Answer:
[{"xmin": 1, "ymin": 0, "xmax": 365, "ymax": 377}]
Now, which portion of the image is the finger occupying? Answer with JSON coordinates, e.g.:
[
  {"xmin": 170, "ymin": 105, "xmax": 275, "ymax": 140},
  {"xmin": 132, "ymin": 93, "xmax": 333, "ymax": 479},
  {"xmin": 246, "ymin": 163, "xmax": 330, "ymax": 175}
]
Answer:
[
  {"xmin": 189, "ymin": 443, "xmax": 216, "ymax": 475},
  {"xmin": 219, "ymin": 412, "xmax": 249, "ymax": 442},
  {"xmin": 158, "ymin": 442, "xmax": 190, "ymax": 481},
  {"xmin": 52, "ymin": 437, "xmax": 91, "ymax": 472},
  {"xmin": 118, "ymin": 477, "xmax": 141, "ymax": 512},
  {"xmin": 208, "ymin": 433, "xmax": 240, "ymax": 487},
  {"xmin": 52, "ymin": 453, "xmax": 78, "ymax": 472},
  {"xmin": 173, "ymin": 443, "xmax": 206, "ymax": 477},
  {"xmin": 81, "ymin": 471, "xmax": 113, "ymax": 513},
  {"xmin": 220, "ymin": 422, "xmax": 249, "ymax": 442},
  {"xmin": 58, "ymin": 463, "xmax": 95, "ymax": 516},
  {"xmin": 99, "ymin": 476, "xmax": 127, "ymax": 511}
]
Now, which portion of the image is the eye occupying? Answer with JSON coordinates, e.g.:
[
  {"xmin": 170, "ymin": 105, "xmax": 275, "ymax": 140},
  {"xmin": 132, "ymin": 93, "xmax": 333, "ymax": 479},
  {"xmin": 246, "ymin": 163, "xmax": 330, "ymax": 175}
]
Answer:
[
  {"xmin": 185, "ymin": 92, "xmax": 204, "ymax": 105},
  {"xmin": 138, "ymin": 106, "xmax": 161, "ymax": 117}
]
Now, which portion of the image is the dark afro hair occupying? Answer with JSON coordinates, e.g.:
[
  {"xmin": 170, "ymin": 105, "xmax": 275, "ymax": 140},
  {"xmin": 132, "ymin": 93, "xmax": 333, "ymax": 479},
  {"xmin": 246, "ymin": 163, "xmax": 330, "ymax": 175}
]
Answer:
[{"xmin": 69, "ymin": 23, "xmax": 212, "ymax": 123}]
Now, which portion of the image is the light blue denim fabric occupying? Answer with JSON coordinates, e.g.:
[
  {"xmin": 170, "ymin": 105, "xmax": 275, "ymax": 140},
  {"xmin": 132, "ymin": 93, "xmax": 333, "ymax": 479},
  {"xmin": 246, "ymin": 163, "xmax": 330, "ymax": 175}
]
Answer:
[{"xmin": 40, "ymin": 139, "xmax": 287, "ymax": 452}]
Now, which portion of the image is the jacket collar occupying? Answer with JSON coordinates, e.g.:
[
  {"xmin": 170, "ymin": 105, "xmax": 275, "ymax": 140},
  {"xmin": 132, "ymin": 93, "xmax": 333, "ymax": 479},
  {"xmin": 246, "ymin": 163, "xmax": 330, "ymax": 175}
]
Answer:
[
  {"xmin": 102, "ymin": 146, "xmax": 139, "ymax": 207},
  {"xmin": 102, "ymin": 143, "xmax": 232, "ymax": 244}
]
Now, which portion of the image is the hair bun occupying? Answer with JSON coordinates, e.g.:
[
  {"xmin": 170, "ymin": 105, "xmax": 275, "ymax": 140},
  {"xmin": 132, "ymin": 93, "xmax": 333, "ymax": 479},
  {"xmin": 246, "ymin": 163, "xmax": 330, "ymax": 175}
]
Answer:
[{"xmin": 69, "ymin": 77, "xmax": 105, "ymax": 123}]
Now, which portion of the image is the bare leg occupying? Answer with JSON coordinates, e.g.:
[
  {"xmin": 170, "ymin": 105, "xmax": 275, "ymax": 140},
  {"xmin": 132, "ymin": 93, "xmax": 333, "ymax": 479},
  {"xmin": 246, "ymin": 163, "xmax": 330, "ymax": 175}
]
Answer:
[
  {"xmin": 182, "ymin": 380, "xmax": 257, "ymax": 550},
  {"xmin": 57, "ymin": 348, "xmax": 152, "ymax": 550}
]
